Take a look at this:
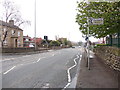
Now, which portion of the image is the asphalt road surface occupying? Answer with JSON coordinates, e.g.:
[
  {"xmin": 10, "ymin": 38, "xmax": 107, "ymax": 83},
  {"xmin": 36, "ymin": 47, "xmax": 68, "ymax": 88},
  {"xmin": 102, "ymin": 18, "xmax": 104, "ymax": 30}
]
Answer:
[{"xmin": 1, "ymin": 47, "xmax": 82, "ymax": 88}]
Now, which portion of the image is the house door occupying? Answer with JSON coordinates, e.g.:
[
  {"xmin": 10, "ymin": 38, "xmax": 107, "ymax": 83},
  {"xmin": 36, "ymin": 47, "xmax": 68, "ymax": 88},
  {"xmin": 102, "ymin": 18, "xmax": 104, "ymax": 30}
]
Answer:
[{"xmin": 15, "ymin": 39, "xmax": 17, "ymax": 47}]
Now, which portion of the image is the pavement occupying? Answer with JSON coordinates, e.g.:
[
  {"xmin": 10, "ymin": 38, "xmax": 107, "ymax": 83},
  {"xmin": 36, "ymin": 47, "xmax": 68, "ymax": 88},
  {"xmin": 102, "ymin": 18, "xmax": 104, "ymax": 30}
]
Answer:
[{"xmin": 76, "ymin": 49, "xmax": 120, "ymax": 89}]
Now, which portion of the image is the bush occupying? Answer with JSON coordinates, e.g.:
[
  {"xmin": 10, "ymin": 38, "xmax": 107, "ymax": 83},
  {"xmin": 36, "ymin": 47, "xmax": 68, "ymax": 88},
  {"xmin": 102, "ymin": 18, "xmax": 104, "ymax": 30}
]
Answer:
[
  {"xmin": 93, "ymin": 44, "xmax": 106, "ymax": 48},
  {"xmin": 50, "ymin": 40, "xmax": 61, "ymax": 46},
  {"xmin": 96, "ymin": 44, "xmax": 106, "ymax": 46}
]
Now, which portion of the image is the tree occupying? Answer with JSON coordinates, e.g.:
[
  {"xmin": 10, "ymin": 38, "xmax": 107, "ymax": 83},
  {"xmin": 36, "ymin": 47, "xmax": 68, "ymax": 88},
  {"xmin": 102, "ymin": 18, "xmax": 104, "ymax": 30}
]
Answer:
[
  {"xmin": 76, "ymin": 1, "xmax": 120, "ymax": 38},
  {"xmin": 1, "ymin": 0, "xmax": 31, "ymax": 47},
  {"xmin": 78, "ymin": 41, "xmax": 83, "ymax": 46},
  {"xmin": 2, "ymin": 0, "xmax": 30, "ymax": 27},
  {"xmin": 50, "ymin": 40, "xmax": 61, "ymax": 46}
]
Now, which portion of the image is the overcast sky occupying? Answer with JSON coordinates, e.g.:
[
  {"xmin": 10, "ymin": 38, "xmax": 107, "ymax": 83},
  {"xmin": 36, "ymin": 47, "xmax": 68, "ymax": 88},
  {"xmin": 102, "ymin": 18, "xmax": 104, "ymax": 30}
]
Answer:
[{"xmin": 1, "ymin": 0, "xmax": 99, "ymax": 42}]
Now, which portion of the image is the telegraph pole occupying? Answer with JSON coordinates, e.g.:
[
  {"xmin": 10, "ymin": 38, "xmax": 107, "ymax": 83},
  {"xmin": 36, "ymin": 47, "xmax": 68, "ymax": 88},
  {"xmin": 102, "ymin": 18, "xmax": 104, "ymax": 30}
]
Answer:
[{"xmin": 34, "ymin": 0, "xmax": 37, "ymax": 50}]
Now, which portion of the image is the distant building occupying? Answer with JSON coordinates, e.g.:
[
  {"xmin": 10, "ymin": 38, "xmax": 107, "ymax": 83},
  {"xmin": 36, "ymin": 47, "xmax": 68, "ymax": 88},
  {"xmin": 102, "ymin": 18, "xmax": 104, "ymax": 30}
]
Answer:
[
  {"xmin": 32, "ymin": 37, "xmax": 42, "ymax": 47},
  {"xmin": 58, "ymin": 38, "xmax": 67, "ymax": 45},
  {"xmin": 98, "ymin": 38, "xmax": 106, "ymax": 44},
  {"xmin": 23, "ymin": 36, "xmax": 43, "ymax": 47},
  {"xmin": 0, "ymin": 20, "xmax": 23, "ymax": 48},
  {"xmin": 23, "ymin": 35, "xmax": 34, "ymax": 47}
]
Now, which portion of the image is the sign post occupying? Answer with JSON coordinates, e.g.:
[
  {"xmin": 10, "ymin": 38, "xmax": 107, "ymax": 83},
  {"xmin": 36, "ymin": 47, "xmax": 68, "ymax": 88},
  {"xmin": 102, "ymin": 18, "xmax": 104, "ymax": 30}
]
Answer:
[
  {"xmin": 87, "ymin": 17, "xmax": 90, "ymax": 70},
  {"xmin": 87, "ymin": 17, "xmax": 103, "ymax": 70}
]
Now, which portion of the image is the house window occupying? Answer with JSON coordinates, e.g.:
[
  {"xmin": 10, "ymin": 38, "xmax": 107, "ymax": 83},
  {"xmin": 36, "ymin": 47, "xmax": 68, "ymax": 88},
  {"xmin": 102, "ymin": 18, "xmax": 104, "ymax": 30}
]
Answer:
[
  {"xmin": 18, "ymin": 40, "xmax": 21, "ymax": 47},
  {"xmin": 12, "ymin": 30, "xmax": 15, "ymax": 35},
  {"xmin": 18, "ymin": 40, "xmax": 20, "ymax": 44},
  {"xmin": 26, "ymin": 39, "xmax": 29, "ymax": 41},
  {"xmin": 18, "ymin": 31, "xmax": 20, "ymax": 36}
]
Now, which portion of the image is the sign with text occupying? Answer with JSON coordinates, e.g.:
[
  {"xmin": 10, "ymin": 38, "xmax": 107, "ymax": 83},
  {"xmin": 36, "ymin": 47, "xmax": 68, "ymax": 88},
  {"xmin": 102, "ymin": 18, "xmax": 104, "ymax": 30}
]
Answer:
[{"xmin": 91, "ymin": 18, "xmax": 104, "ymax": 25}]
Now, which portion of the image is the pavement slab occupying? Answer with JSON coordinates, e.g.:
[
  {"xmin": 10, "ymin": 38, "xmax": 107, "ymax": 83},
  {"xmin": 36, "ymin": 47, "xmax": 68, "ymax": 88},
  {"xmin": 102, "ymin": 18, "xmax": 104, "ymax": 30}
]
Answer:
[{"xmin": 76, "ymin": 50, "xmax": 119, "ymax": 89}]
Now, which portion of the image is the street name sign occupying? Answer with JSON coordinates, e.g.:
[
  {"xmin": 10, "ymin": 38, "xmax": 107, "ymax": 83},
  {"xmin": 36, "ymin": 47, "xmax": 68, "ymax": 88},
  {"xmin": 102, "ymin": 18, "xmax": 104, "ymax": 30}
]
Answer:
[
  {"xmin": 91, "ymin": 18, "xmax": 104, "ymax": 25},
  {"xmin": 89, "ymin": 18, "xmax": 104, "ymax": 25}
]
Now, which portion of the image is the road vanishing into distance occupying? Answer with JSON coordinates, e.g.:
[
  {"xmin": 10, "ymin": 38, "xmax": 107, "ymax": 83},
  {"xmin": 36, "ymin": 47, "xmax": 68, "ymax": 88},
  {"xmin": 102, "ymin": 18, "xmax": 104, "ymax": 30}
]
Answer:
[{"xmin": 1, "ymin": 47, "xmax": 83, "ymax": 89}]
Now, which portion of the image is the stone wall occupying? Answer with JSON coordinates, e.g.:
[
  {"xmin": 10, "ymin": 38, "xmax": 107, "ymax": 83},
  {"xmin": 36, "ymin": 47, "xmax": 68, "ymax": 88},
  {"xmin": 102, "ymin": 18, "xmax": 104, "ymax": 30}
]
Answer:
[
  {"xmin": 94, "ymin": 46, "xmax": 120, "ymax": 71},
  {"xmin": 2, "ymin": 47, "xmax": 35, "ymax": 53}
]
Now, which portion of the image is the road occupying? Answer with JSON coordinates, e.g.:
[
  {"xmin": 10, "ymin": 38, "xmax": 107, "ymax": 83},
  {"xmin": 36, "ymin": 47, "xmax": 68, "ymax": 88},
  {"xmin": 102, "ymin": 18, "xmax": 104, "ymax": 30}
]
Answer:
[{"xmin": 1, "ymin": 47, "xmax": 83, "ymax": 88}]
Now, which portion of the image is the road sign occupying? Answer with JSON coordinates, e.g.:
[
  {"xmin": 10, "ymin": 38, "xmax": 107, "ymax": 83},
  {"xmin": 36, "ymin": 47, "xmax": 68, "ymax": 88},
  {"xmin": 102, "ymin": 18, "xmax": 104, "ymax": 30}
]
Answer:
[
  {"xmin": 90, "ymin": 18, "xmax": 104, "ymax": 25},
  {"xmin": 44, "ymin": 36, "xmax": 48, "ymax": 41}
]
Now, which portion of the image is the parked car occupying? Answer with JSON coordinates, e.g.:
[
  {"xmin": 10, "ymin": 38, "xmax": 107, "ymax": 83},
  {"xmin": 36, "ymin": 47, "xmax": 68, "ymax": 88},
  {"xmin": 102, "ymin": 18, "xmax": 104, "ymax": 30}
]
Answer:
[
  {"xmin": 29, "ymin": 44, "xmax": 34, "ymax": 47},
  {"xmin": 72, "ymin": 46, "xmax": 75, "ymax": 48}
]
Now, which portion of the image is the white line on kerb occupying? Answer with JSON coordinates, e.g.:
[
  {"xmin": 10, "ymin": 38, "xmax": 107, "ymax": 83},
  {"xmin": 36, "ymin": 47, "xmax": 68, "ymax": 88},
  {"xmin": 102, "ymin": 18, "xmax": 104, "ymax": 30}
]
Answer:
[
  {"xmin": 80, "ymin": 55, "xmax": 82, "ymax": 58},
  {"xmin": 63, "ymin": 83, "xmax": 70, "ymax": 89},
  {"xmin": 3, "ymin": 66, "xmax": 16, "ymax": 75},
  {"xmin": 63, "ymin": 55, "xmax": 79, "ymax": 89}
]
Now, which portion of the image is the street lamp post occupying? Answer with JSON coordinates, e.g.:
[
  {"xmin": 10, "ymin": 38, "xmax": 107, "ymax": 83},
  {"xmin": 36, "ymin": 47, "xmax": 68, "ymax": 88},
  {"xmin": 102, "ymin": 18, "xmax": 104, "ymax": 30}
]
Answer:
[{"xmin": 34, "ymin": 0, "xmax": 37, "ymax": 50}]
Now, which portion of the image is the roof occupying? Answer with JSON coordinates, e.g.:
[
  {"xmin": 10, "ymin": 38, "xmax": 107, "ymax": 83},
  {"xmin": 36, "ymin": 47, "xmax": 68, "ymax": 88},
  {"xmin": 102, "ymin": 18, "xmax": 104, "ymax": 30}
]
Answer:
[
  {"xmin": 23, "ymin": 36, "xmax": 31, "ymax": 39},
  {"xmin": 0, "ymin": 20, "xmax": 23, "ymax": 30}
]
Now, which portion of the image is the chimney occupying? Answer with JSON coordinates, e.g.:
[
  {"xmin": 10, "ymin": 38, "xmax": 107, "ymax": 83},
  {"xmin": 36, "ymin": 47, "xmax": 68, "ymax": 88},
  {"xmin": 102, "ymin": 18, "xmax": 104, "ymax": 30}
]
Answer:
[{"xmin": 9, "ymin": 20, "xmax": 14, "ymax": 26}]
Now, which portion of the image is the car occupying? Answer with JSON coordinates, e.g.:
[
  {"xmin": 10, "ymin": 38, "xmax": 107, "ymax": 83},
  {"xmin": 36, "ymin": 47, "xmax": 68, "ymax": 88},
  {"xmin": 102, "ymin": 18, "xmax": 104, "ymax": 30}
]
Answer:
[
  {"xmin": 29, "ymin": 44, "xmax": 34, "ymax": 47},
  {"xmin": 72, "ymin": 46, "xmax": 75, "ymax": 48}
]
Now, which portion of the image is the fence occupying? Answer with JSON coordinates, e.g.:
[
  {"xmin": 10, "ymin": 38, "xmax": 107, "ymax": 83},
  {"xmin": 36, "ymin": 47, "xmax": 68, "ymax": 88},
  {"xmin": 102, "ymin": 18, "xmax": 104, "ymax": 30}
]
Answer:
[{"xmin": 106, "ymin": 37, "xmax": 120, "ymax": 48}]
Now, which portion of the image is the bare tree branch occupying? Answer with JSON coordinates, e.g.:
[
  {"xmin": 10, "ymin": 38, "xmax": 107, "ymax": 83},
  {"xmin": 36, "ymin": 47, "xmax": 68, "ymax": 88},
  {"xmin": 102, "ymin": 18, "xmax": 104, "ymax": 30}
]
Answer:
[
  {"xmin": 2, "ymin": 0, "xmax": 31, "ymax": 47},
  {"xmin": 3, "ymin": 0, "xmax": 31, "ymax": 26}
]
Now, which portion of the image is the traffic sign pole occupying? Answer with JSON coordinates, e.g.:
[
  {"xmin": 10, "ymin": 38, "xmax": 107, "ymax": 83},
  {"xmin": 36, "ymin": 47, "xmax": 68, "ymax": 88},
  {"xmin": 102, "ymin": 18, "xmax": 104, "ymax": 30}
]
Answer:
[{"xmin": 87, "ymin": 17, "xmax": 90, "ymax": 70}]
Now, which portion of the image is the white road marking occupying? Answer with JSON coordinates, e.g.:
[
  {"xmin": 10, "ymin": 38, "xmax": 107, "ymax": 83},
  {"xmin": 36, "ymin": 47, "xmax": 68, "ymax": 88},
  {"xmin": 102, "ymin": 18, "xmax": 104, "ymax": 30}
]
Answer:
[
  {"xmin": 10, "ymin": 58, "xmax": 15, "ymax": 60},
  {"xmin": 65, "ymin": 61, "xmax": 69, "ymax": 65},
  {"xmin": 17, "ymin": 57, "xmax": 46, "ymax": 67},
  {"xmin": 3, "ymin": 58, "xmax": 11, "ymax": 61},
  {"xmin": 63, "ymin": 83, "xmax": 70, "ymax": 90},
  {"xmin": 22, "ymin": 55, "xmax": 31, "ymax": 57},
  {"xmin": 52, "ymin": 54, "xmax": 55, "ymax": 56},
  {"xmin": 20, "ymin": 64, "xmax": 23, "ymax": 66},
  {"xmin": 42, "ymin": 83, "xmax": 50, "ymax": 88},
  {"xmin": 37, "ymin": 58, "xmax": 41, "ymax": 62},
  {"xmin": 3, "ymin": 66, "xmax": 16, "ymax": 75},
  {"xmin": 37, "ymin": 57, "xmax": 45, "ymax": 63},
  {"xmin": 48, "ymin": 50, "xmax": 53, "ymax": 52},
  {"xmin": 2, "ymin": 58, "xmax": 15, "ymax": 62},
  {"xmin": 63, "ymin": 55, "xmax": 79, "ymax": 89},
  {"xmin": 80, "ymin": 55, "xmax": 82, "ymax": 58}
]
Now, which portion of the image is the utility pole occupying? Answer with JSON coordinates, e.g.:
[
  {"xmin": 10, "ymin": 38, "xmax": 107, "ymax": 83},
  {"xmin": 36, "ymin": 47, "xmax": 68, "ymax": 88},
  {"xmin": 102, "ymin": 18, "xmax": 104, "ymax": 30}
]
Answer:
[{"xmin": 34, "ymin": 0, "xmax": 37, "ymax": 50}]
